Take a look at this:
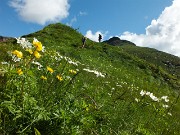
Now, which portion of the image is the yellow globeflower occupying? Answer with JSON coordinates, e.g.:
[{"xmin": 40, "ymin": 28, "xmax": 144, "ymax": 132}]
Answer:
[
  {"xmin": 56, "ymin": 75, "xmax": 63, "ymax": 81},
  {"xmin": 41, "ymin": 75, "xmax": 47, "ymax": 80},
  {"xmin": 34, "ymin": 51, "xmax": 41, "ymax": 59},
  {"xmin": 33, "ymin": 39, "xmax": 43, "ymax": 51},
  {"xmin": 12, "ymin": 50, "xmax": 23, "ymax": 58},
  {"xmin": 26, "ymin": 49, "xmax": 33, "ymax": 54},
  {"xmin": 17, "ymin": 69, "xmax": 23, "ymax": 75},
  {"xmin": 47, "ymin": 66, "xmax": 54, "ymax": 73},
  {"xmin": 69, "ymin": 69, "xmax": 77, "ymax": 74},
  {"xmin": 36, "ymin": 43, "xmax": 42, "ymax": 51}
]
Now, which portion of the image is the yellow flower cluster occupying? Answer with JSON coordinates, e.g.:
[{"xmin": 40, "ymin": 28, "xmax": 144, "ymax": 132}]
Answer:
[
  {"xmin": 12, "ymin": 50, "xmax": 23, "ymax": 58},
  {"xmin": 17, "ymin": 69, "xmax": 23, "ymax": 75},
  {"xmin": 26, "ymin": 49, "xmax": 33, "ymax": 54},
  {"xmin": 33, "ymin": 39, "xmax": 43, "ymax": 51},
  {"xmin": 47, "ymin": 66, "xmax": 54, "ymax": 73},
  {"xmin": 33, "ymin": 38, "xmax": 43, "ymax": 59},
  {"xmin": 56, "ymin": 75, "xmax": 63, "ymax": 81},
  {"xmin": 34, "ymin": 51, "xmax": 41, "ymax": 59},
  {"xmin": 41, "ymin": 66, "xmax": 63, "ymax": 81},
  {"xmin": 69, "ymin": 69, "xmax": 77, "ymax": 74},
  {"xmin": 41, "ymin": 75, "xmax": 47, "ymax": 80}
]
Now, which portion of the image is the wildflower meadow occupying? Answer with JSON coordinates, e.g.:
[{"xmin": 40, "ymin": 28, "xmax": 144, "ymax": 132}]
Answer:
[{"xmin": 0, "ymin": 23, "xmax": 180, "ymax": 134}]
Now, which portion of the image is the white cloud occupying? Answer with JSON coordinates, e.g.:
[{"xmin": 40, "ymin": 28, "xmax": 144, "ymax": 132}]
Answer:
[
  {"xmin": 120, "ymin": 0, "xmax": 180, "ymax": 57},
  {"xmin": 66, "ymin": 16, "xmax": 77, "ymax": 26},
  {"xmin": 9, "ymin": 0, "xmax": 70, "ymax": 25},
  {"xmin": 66, "ymin": 11, "xmax": 87, "ymax": 26},
  {"xmin": 85, "ymin": 30, "xmax": 108, "ymax": 42},
  {"xmin": 79, "ymin": 11, "xmax": 87, "ymax": 16}
]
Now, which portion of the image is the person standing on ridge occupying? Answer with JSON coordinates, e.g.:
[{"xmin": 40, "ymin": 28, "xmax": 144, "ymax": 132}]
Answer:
[
  {"xmin": 98, "ymin": 34, "xmax": 102, "ymax": 42},
  {"xmin": 82, "ymin": 36, "xmax": 87, "ymax": 48}
]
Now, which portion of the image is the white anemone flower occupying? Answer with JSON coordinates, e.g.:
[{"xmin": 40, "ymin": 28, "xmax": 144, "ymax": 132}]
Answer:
[
  {"xmin": 145, "ymin": 92, "xmax": 151, "ymax": 96},
  {"xmin": 161, "ymin": 96, "xmax": 169, "ymax": 102},
  {"xmin": 162, "ymin": 104, "xmax": 169, "ymax": 108},
  {"xmin": 83, "ymin": 68, "xmax": 105, "ymax": 78},
  {"xmin": 149, "ymin": 93, "xmax": 159, "ymax": 102},
  {"xmin": 140, "ymin": 90, "xmax": 146, "ymax": 96}
]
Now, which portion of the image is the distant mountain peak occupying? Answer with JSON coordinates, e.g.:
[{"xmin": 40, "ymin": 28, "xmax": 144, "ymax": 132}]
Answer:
[
  {"xmin": 108, "ymin": 36, "xmax": 121, "ymax": 41},
  {"xmin": 104, "ymin": 36, "xmax": 136, "ymax": 46},
  {"xmin": 0, "ymin": 36, "xmax": 14, "ymax": 42}
]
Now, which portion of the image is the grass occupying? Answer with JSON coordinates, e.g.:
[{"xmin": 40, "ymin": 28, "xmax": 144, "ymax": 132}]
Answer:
[
  {"xmin": 120, "ymin": 45, "xmax": 180, "ymax": 79},
  {"xmin": 0, "ymin": 23, "xmax": 180, "ymax": 134}
]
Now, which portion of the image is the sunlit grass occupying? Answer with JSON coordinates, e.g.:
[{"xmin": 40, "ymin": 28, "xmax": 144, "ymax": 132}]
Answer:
[{"xmin": 0, "ymin": 23, "xmax": 180, "ymax": 134}]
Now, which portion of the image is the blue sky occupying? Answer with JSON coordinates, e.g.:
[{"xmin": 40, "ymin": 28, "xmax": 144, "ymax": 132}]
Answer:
[
  {"xmin": 0, "ymin": 0, "xmax": 180, "ymax": 57},
  {"xmin": 66, "ymin": 0, "xmax": 172, "ymax": 35}
]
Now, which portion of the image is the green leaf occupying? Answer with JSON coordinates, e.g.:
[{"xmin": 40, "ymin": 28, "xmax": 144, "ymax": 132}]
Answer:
[{"xmin": 34, "ymin": 128, "xmax": 41, "ymax": 135}]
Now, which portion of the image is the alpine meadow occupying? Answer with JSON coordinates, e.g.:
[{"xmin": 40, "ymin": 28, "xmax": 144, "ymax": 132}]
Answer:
[{"xmin": 0, "ymin": 23, "xmax": 180, "ymax": 135}]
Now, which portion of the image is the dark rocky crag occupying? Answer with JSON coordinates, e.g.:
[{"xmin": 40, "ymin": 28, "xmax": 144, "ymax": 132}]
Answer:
[
  {"xmin": 0, "ymin": 36, "xmax": 14, "ymax": 42},
  {"xmin": 104, "ymin": 36, "xmax": 136, "ymax": 46}
]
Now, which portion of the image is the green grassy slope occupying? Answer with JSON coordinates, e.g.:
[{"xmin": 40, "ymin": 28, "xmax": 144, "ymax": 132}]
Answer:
[
  {"xmin": 121, "ymin": 45, "xmax": 180, "ymax": 79},
  {"xmin": 22, "ymin": 23, "xmax": 180, "ymax": 90},
  {"xmin": 0, "ymin": 23, "xmax": 180, "ymax": 134},
  {"xmin": 104, "ymin": 36, "xmax": 180, "ymax": 81}
]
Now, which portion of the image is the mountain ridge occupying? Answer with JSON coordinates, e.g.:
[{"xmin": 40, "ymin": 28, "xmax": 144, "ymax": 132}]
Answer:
[{"xmin": 103, "ymin": 36, "xmax": 136, "ymax": 46}]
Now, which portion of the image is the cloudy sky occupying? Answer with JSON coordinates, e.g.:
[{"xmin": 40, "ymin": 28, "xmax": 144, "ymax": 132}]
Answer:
[{"xmin": 0, "ymin": 0, "xmax": 180, "ymax": 57}]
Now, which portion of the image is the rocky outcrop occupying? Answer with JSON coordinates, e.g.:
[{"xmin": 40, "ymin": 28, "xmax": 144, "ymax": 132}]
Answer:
[
  {"xmin": 0, "ymin": 36, "xmax": 14, "ymax": 42},
  {"xmin": 104, "ymin": 36, "xmax": 136, "ymax": 46}
]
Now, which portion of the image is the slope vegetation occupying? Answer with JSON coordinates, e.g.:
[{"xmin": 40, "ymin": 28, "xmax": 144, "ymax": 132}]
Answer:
[{"xmin": 0, "ymin": 23, "xmax": 180, "ymax": 134}]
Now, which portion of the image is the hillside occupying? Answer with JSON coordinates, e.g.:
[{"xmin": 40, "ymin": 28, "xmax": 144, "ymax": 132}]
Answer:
[
  {"xmin": 0, "ymin": 23, "xmax": 180, "ymax": 134},
  {"xmin": 104, "ymin": 37, "xmax": 180, "ymax": 80}
]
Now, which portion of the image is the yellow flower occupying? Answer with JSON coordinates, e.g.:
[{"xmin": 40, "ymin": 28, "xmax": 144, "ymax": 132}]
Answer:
[
  {"xmin": 47, "ymin": 66, "xmax": 54, "ymax": 73},
  {"xmin": 41, "ymin": 75, "xmax": 47, "ymax": 80},
  {"xmin": 26, "ymin": 49, "xmax": 33, "ymax": 54},
  {"xmin": 34, "ymin": 51, "xmax": 41, "ymax": 59},
  {"xmin": 33, "ymin": 39, "xmax": 43, "ymax": 51},
  {"xmin": 17, "ymin": 69, "xmax": 23, "ymax": 75},
  {"xmin": 56, "ymin": 75, "xmax": 63, "ymax": 81},
  {"xmin": 69, "ymin": 69, "xmax": 77, "ymax": 74},
  {"xmin": 12, "ymin": 50, "xmax": 23, "ymax": 58}
]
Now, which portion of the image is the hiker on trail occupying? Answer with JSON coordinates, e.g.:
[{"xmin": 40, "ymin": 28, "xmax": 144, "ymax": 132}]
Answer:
[
  {"xmin": 82, "ymin": 36, "xmax": 87, "ymax": 48},
  {"xmin": 98, "ymin": 34, "xmax": 102, "ymax": 42}
]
